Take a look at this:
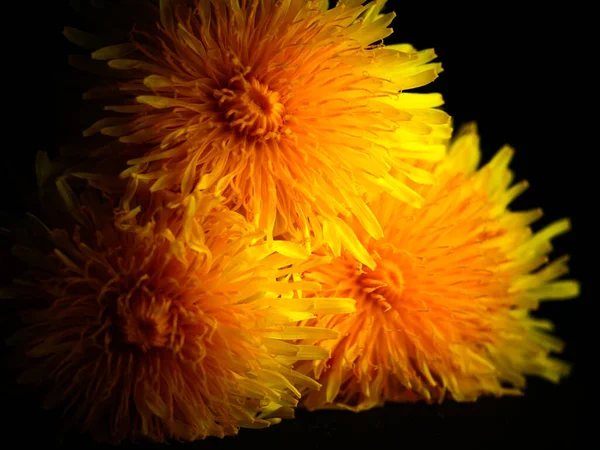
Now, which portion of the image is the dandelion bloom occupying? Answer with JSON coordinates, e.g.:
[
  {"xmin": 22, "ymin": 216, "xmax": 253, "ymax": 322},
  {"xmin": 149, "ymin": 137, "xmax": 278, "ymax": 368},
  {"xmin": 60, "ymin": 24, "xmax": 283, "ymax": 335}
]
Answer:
[
  {"xmin": 293, "ymin": 124, "xmax": 579, "ymax": 411},
  {"xmin": 5, "ymin": 188, "xmax": 355, "ymax": 442},
  {"xmin": 65, "ymin": 0, "xmax": 451, "ymax": 268}
]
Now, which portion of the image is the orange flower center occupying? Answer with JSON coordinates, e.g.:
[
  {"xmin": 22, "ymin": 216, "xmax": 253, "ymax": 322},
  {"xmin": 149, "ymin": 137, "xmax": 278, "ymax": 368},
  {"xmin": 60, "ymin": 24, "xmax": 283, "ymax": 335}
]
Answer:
[
  {"xmin": 358, "ymin": 259, "xmax": 405, "ymax": 310},
  {"xmin": 215, "ymin": 77, "xmax": 285, "ymax": 141},
  {"xmin": 118, "ymin": 295, "xmax": 172, "ymax": 352},
  {"xmin": 122, "ymin": 317, "xmax": 168, "ymax": 352}
]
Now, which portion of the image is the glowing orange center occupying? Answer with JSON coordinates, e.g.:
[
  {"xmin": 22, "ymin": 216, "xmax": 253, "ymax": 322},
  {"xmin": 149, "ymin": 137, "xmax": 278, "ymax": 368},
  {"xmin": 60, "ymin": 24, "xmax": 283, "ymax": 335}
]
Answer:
[
  {"xmin": 358, "ymin": 259, "xmax": 405, "ymax": 309},
  {"xmin": 215, "ymin": 77, "xmax": 284, "ymax": 140}
]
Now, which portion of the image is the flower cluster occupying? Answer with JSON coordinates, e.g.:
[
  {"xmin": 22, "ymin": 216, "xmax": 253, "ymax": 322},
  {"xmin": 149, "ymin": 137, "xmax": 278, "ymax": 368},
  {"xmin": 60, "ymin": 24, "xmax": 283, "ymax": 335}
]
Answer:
[{"xmin": 2, "ymin": 0, "xmax": 577, "ymax": 444}]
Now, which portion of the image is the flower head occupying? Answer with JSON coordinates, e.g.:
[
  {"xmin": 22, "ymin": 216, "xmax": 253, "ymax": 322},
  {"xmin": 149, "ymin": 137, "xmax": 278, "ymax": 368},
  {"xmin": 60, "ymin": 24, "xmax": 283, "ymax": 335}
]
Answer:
[
  {"xmin": 293, "ymin": 123, "xmax": 579, "ymax": 411},
  {"xmin": 6, "ymin": 189, "xmax": 354, "ymax": 442},
  {"xmin": 67, "ymin": 0, "xmax": 451, "ymax": 268}
]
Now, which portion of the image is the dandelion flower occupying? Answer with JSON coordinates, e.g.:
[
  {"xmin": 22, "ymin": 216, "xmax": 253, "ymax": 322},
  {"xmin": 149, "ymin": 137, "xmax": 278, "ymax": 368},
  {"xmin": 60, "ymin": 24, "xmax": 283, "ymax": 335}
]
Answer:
[
  {"xmin": 66, "ymin": 0, "xmax": 451, "ymax": 268},
  {"xmin": 293, "ymin": 123, "xmax": 579, "ymax": 411},
  {"xmin": 5, "ymin": 189, "xmax": 355, "ymax": 442}
]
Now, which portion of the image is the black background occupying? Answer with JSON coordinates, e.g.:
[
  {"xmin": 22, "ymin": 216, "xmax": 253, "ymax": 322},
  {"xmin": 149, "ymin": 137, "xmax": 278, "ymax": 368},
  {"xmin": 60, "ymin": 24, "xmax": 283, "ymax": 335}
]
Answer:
[{"xmin": 1, "ymin": 1, "xmax": 585, "ymax": 448}]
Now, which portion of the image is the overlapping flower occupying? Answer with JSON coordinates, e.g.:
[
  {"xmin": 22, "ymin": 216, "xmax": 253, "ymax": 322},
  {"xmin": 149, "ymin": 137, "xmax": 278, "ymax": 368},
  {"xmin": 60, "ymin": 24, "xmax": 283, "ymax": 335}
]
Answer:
[
  {"xmin": 63, "ymin": 0, "xmax": 450, "ymax": 267},
  {"xmin": 6, "ymin": 187, "xmax": 354, "ymax": 442},
  {"xmin": 293, "ymin": 124, "xmax": 578, "ymax": 411}
]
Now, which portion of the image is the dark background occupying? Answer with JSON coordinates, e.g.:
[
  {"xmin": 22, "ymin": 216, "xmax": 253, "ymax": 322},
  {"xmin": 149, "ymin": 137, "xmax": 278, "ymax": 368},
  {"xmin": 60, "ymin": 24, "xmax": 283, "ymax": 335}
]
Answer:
[{"xmin": 2, "ymin": 1, "xmax": 585, "ymax": 448}]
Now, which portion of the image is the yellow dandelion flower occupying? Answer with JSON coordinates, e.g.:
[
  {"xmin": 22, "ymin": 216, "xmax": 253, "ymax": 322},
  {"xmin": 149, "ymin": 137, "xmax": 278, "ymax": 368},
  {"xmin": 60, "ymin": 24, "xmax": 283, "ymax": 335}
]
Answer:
[
  {"xmin": 65, "ymin": 0, "xmax": 451, "ymax": 268},
  {"xmin": 293, "ymin": 123, "xmax": 579, "ymax": 411},
  {"xmin": 5, "ymin": 189, "xmax": 355, "ymax": 443}
]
